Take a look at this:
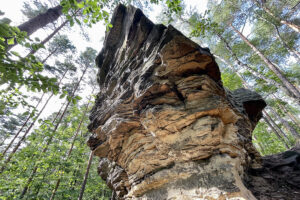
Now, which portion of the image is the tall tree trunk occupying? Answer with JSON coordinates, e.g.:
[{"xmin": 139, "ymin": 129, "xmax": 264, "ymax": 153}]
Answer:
[
  {"xmin": 0, "ymin": 70, "xmax": 68, "ymax": 172},
  {"xmin": 78, "ymin": 151, "xmax": 94, "ymax": 200},
  {"xmin": 253, "ymin": 0, "xmax": 300, "ymax": 33},
  {"xmin": 287, "ymin": 0, "xmax": 300, "ymax": 17},
  {"xmin": 268, "ymin": 107, "xmax": 300, "ymax": 139},
  {"xmin": 257, "ymin": 14, "xmax": 300, "ymax": 61},
  {"xmin": 270, "ymin": 93, "xmax": 300, "ymax": 128},
  {"xmin": 49, "ymin": 90, "xmax": 94, "ymax": 200},
  {"xmin": 19, "ymin": 101, "xmax": 70, "ymax": 199},
  {"xmin": 215, "ymin": 54, "xmax": 300, "ymax": 139},
  {"xmin": 263, "ymin": 111, "xmax": 291, "ymax": 148},
  {"xmin": 280, "ymin": 104, "xmax": 300, "ymax": 127},
  {"xmin": 19, "ymin": 64, "xmax": 89, "ymax": 199},
  {"xmin": 0, "ymin": 93, "xmax": 45, "ymax": 160},
  {"xmin": 7, "ymin": 5, "xmax": 63, "ymax": 51},
  {"xmin": 273, "ymin": 25, "xmax": 300, "ymax": 61},
  {"xmin": 262, "ymin": 114, "xmax": 290, "ymax": 149},
  {"xmin": 0, "ymin": 94, "xmax": 53, "ymax": 173},
  {"xmin": 27, "ymin": 20, "xmax": 69, "ymax": 56},
  {"xmin": 214, "ymin": 54, "xmax": 291, "ymax": 149},
  {"xmin": 230, "ymin": 24, "xmax": 300, "ymax": 101},
  {"xmin": 215, "ymin": 33, "xmax": 298, "ymax": 102}
]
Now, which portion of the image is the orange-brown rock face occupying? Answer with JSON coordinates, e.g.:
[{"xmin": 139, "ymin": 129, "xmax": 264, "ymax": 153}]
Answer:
[{"xmin": 88, "ymin": 4, "xmax": 266, "ymax": 200}]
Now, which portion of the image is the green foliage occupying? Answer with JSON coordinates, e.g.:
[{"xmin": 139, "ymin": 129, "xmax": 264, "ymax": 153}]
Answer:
[
  {"xmin": 60, "ymin": 0, "xmax": 113, "ymax": 28},
  {"xmin": 48, "ymin": 34, "xmax": 76, "ymax": 56},
  {"xmin": 164, "ymin": 0, "xmax": 182, "ymax": 20},
  {"xmin": 0, "ymin": 15, "xmax": 61, "ymax": 113},
  {"xmin": 221, "ymin": 69, "xmax": 243, "ymax": 90},
  {"xmin": 0, "ymin": 104, "xmax": 111, "ymax": 199},
  {"xmin": 253, "ymin": 121, "xmax": 287, "ymax": 155}
]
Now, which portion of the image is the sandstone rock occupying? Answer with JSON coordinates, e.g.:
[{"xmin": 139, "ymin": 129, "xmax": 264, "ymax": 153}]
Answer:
[{"xmin": 87, "ymin": 4, "xmax": 275, "ymax": 200}]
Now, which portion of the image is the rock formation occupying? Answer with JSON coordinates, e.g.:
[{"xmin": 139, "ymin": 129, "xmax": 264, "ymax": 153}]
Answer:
[{"xmin": 88, "ymin": 4, "xmax": 300, "ymax": 200}]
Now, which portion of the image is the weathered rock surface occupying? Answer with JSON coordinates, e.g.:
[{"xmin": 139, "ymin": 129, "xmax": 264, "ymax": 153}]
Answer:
[
  {"xmin": 246, "ymin": 145, "xmax": 300, "ymax": 200},
  {"xmin": 86, "ymin": 4, "xmax": 300, "ymax": 200}
]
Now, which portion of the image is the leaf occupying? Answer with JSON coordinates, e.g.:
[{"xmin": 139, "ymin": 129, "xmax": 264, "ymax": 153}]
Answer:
[
  {"xmin": 75, "ymin": 95, "xmax": 82, "ymax": 100},
  {"xmin": 59, "ymin": 93, "xmax": 66, "ymax": 99},
  {"xmin": 11, "ymin": 51, "xmax": 20, "ymax": 57},
  {"xmin": 71, "ymin": 98, "xmax": 77, "ymax": 104},
  {"xmin": 7, "ymin": 38, "xmax": 14, "ymax": 45},
  {"xmin": 69, "ymin": 19, "xmax": 74, "ymax": 27},
  {"xmin": 76, "ymin": 2, "xmax": 85, "ymax": 8}
]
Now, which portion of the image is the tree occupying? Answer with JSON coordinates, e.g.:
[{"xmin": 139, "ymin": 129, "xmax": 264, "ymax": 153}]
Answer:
[
  {"xmin": 252, "ymin": 0, "xmax": 300, "ymax": 33},
  {"xmin": 49, "ymin": 88, "xmax": 95, "ymax": 200},
  {"xmin": 17, "ymin": 47, "xmax": 96, "ymax": 198},
  {"xmin": 0, "ymin": 36, "xmax": 76, "ymax": 160},
  {"xmin": 78, "ymin": 151, "xmax": 94, "ymax": 200},
  {"xmin": 230, "ymin": 23, "xmax": 300, "ymax": 102},
  {"xmin": 7, "ymin": 4, "xmax": 63, "ymax": 51}
]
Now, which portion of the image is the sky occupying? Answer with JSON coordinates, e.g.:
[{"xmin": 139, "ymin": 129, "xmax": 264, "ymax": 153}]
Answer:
[
  {"xmin": 2, "ymin": 0, "xmax": 209, "ymax": 52},
  {"xmin": 1, "ymin": 0, "xmax": 209, "ymax": 121}
]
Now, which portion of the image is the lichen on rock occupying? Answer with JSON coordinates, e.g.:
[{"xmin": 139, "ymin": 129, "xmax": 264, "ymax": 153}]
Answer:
[{"xmin": 88, "ymin": 4, "xmax": 269, "ymax": 200}]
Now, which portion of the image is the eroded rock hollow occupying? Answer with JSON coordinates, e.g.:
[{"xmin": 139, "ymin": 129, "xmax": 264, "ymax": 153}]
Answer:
[{"xmin": 85, "ymin": 4, "xmax": 300, "ymax": 200}]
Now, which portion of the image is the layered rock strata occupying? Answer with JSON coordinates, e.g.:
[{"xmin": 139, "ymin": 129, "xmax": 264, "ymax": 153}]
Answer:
[{"xmin": 88, "ymin": 4, "xmax": 269, "ymax": 199}]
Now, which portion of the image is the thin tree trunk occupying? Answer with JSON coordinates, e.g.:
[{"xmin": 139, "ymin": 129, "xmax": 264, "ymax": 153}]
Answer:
[
  {"xmin": 270, "ymin": 93, "xmax": 300, "ymax": 128},
  {"xmin": 214, "ymin": 54, "xmax": 291, "ymax": 149},
  {"xmin": 215, "ymin": 35, "xmax": 298, "ymax": 102},
  {"xmin": 287, "ymin": 0, "xmax": 300, "ymax": 17},
  {"xmin": 19, "ymin": 101, "xmax": 70, "ymax": 199},
  {"xmin": 257, "ymin": 14, "xmax": 300, "ymax": 61},
  {"xmin": 268, "ymin": 107, "xmax": 300, "ymax": 139},
  {"xmin": 0, "ymin": 70, "xmax": 68, "ymax": 172},
  {"xmin": 263, "ymin": 115, "xmax": 290, "ymax": 149},
  {"xmin": 27, "ymin": 20, "xmax": 68, "ymax": 56},
  {"xmin": 33, "ymin": 167, "xmax": 51, "ymax": 197},
  {"xmin": 0, "ymin": 93, "xmax": 45, "ymax": 160},
  {"xmin": 49, "ymin": 90, "xmax": 94, "ymax": 200},
  {"xmin": 230, "ymin": 24, "xmax": 300, "ymax": 101},
  {"xmin": 9, "ymin": 103, "xmax": 66, "ymax": 198},
  {"xmin": 19, "ymin": 64, "xmax": 89, "ymax": 199},
  {"xmin": 253, "ymin": 0, "xmax": 300, "ymax": 33},
  {"xmin": 78, "ymin": 151, "xmax": 94, "ymax": 200},
  {"xmin": 181, "ymin": 13, "xmax": 300, "ymax": 101},
  {"xmin": 41, "ymin": 48, "xmax": 58, "ymax": 64},
  {"xmin": 219, "ymin": 51, "xmax": 300, "ymax": 136},
  {"xmin": 273, "ymin": 25, "xmax": 300, "ymax": 61},
  {"xmin": 281, "ymin": 106, "xmax": 300, "ymax": 127},
  {"xmin": 0, "ymin": 94, "xmax": 53, "ymax": 173},
  {"xmin": 263, "ymin": 111, "xmax": 291, "ymax": 148}
]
